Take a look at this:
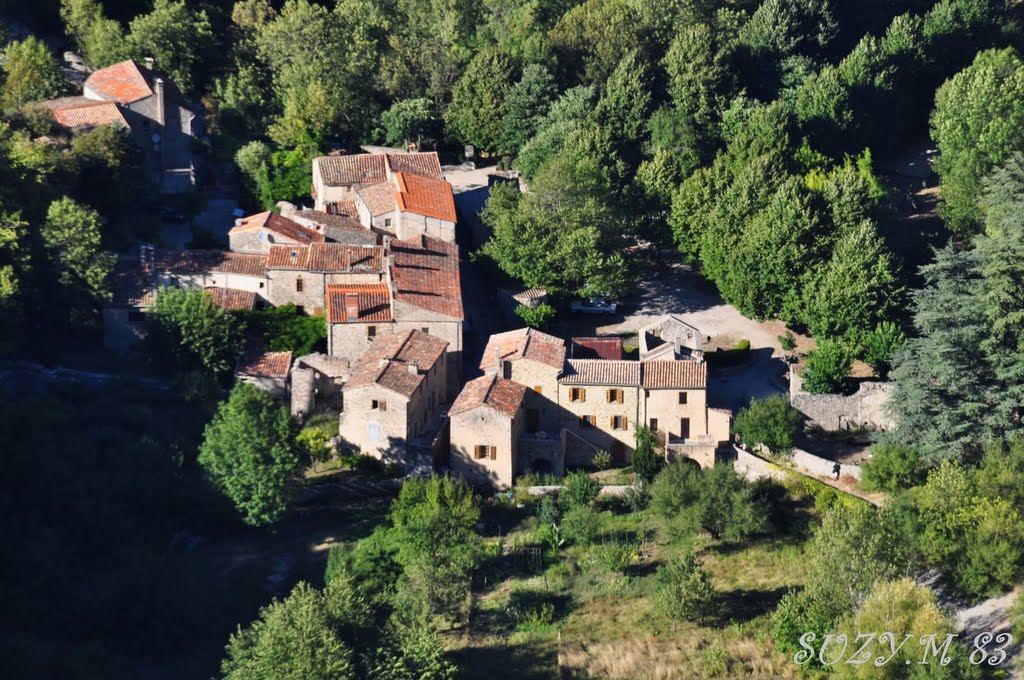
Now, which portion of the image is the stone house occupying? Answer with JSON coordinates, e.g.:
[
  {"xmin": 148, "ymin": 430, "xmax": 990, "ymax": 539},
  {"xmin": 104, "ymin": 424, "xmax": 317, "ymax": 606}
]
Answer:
[
  {"xmin": 236, "ymin": 350, "xmax": 292, "ymax": 400},
  {"xmin": 290, "ymin": 353, "xmax": 350, "ymax": 418},
  {"xmin": 265, "ymin": 243, "xmax": 385, "ymax": 314},
  {"xmin": 312, "ymin": 151, "xmax": 442, "ymax": 213},
  {"xmin": 338, "ymin": 330, "xmax": 449, "ymax": 463},
  {"xmin": 639, "ymin": 315, "xmax": 706, "ymax": 362},
  {"xmin": 229, "ymin": 212, "xmax": 324, "ymax": 254},
  {"xmin": 286, "ymin": 208, "xmax": 378, "ymax": 246},
  {"xmin": 449, "ymin": 375, "xmax": 527, "ymax": 489},
  {"xmin": 354, "ymin": 172, "xmax": 457, "ymax": 243},
  {"xmin": 481, "ymin": 328, "xmax": 568, "ymax": 435},
  {"xmin": 40, "ymin": 59, "xmax": 198, "ymax": 192},
  {"xmin": 325, "ymin": 283, "xmax": 394, "ymax": 364},
  {"xmin": 558, "ymin": 360, "xmax": 643, "ymax": 466}
]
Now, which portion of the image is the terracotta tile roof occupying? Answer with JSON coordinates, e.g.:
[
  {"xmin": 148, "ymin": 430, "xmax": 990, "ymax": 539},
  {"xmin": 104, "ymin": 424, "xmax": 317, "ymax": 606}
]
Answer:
[
  {"xmin": 230, "ymin": 212, "xmax": 324, "ymax": 245},
  {"xmin": 390, "ymin": 235, "xmax": 463, "ymax": 320},
  {"xmin": 357, "ymin": 181, "xmax": 396, "ymax": 217},
  {"xmin": 571, "ymin": 337, "xmax": 624, "ymax": 360},
  {"xmin": 204, "ymin": 287, "xmax": 257, "ymax": 311},
  {"xmin": 385, "ymin": 152, "xmax": 442, "ymax": 178},
  {"xmin": 326, "ymin": 201, "xmax": 359, "ymax": 218},
  {"xmin": 480, "ymin": 328, "xmax": 566, "ymax": 371},
  {"xmin": 38, "ymin": 97, "xmax": 130, "ymax": 131},
  {"xmin": 394, "ymin": 172, "xmax": 457, "ymax": 222},
  {"xmin": 292, "ymin": 209, "xmax": 376, "ymax": 244},
  {"xmin": 345, "ymin": 329, "xmax": 448, "ymax": 397},
  {"xmin": 316, "ymin": 154, "xmax": 387, "ymax": 186},
  {"xmin": 560, "ymin": 359, "xmax": 641, "ymax": 387},
  {"xmin": 237, "ymin": 350, "xmax": 293, "ymax": 379},
  {"xmin": 266, "ymin": 245, "xmax": 310, "ymax": 269},
  {"xmin": 511, "ymin": 288, "xmax": 547, "ymax": 305},
  {"xmin": 641, "ymin": 361, "xmax": 707, "ymax": 390},
  {"xmin": 326, "ymin": 283, "xmax": 392, "ymax": 323},
  {"xmin": 295, "ymin": 352, "xmax": 350, "ymax": 377},
  {"xmin": 84, "ymin": 60, "xmax": 153, "ymax": 103},
  {"xmin": 108, "ymin": 255, "xmax": 156, "ymax": 306},
  {"xmin": 450, "ymin": 375, "xmax": 527, "ymax": 418},
  {"xmin": 308, "ymin": 243, "xmax": 384, "ymax": 272},
  {"xmin": 155, "ymin": 250, "xmax": 267, "ymax": 278}
]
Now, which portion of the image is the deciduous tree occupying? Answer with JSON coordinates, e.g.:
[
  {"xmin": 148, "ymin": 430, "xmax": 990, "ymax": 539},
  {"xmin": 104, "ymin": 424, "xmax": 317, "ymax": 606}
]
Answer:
[
  {"xmin": 732, "ymin": 394, "xmax": 800, "ymax": 456},
  {"xmin": 1, "ymin": 37, "xmax": 68, "ymax": 110}
]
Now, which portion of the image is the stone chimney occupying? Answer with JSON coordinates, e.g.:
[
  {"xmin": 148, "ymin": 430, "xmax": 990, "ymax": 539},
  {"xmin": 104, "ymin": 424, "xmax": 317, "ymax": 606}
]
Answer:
[
  {"xmin": 344, "ymin": 292, "xmax": 359, "ymax": 320},
  {"xmin": 407, "ymin": 361, "xmax": 418, "ymax": 376},
  {"xmin": 144, "ymin": 57, "xmax": 155, "ymax": 70},
  {"xmin": 154, "ymin": 77, "xmax": 165, "ymax": 127}
]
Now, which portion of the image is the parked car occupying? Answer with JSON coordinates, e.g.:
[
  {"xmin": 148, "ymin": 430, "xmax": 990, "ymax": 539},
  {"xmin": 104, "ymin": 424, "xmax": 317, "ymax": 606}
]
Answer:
[{"xmin": 570, "ymin": 297, "xmax": 618, "ymax": 314}]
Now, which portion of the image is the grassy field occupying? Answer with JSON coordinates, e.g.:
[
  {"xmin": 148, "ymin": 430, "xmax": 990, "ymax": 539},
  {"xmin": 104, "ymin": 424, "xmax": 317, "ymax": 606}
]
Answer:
[{"xmin": 449, "ymin": 490, "xmax": 824, "ymax": 680}]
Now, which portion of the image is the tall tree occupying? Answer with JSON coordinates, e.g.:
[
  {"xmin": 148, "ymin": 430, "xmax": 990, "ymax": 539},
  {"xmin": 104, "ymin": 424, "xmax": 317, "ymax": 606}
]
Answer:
[
  {"xmin": 126, "ymin": 0, "xmax": 214, "ymax": 94},
  {"xmin": 501, "ymin": 64, "xmax": 557, "ymax": 154},
  {"xmin": 143, "ymin": 287, "xmax": 245, "ymax": 379},
  {"xmin": 199, "ymin": 383, "xmax": 303, "ymax": 527},
  {"xmin": 1, "ymin": 37, "xmax": 68, "ymax": 110},
  {"xmin": 40, "ymin": 197, "xmax": 114, "ymax": 326},
  {"xmin": 444, "ymin": 47, "xmax": 517, "ymax": 152},
  {"xmin": 60, "ymin": 0, "xmax": 129, "ymax": 68}
]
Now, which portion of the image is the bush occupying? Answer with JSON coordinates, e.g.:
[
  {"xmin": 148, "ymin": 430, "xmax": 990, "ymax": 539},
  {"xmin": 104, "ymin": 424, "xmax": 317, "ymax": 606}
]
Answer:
[
  {"xmin": 707, "ymin": 339, "xmax": 752, "ymax": 367},
  {"xmin": 650, "ymin": 462, "xmax": 701, "ymax": 519},
  {"xmin": 240, "ymin": 303, "xmax": 327, "ymax": 355},
  {"xmin": 732, "ymin": 394, "xmax": 800, "ymax": 456},
  {"xmin": 861, "ymin": 321, "xmax": 906, "ymax": 379},
  {"xmin": 652, "ymin": 552, "xmax": 715, "ymax": 626},
  {"xmin": 778, "ymin": 330, "xmax": 796, "ymax": 351},
  {"xmin": 561, "ymin": 506, "xmax": 599, "ymax": 546},
  {"xmin": 515, "ymin": 303, "xmax": 556, "ymax": 329},
  {"xmin": 631, "ymin": 425, "xmax": 662, "ymax": 484},
  {"xmin": 592, "ymin": 450, "xmax": 612, "ymax": 470},
  {"xmin": 861, "ymin": 444, "xmax": 924, "ymax": 492},
  {"xmin": 561, "ymin": 471, "xmax": 600, "ymax": 509},
  {"xmin": 800, "ymin": 339, "xmax": 853, "ymax": 394},
  {"xmin": 593, "ymin": 540, "xmax": 642, "ymax": 573},
  {"xmin": 505, "ymin": 589, "xmax": 556, "ymax": 630},
  {"xmin": 624, "ymin": 483, "xmax": 651, "ymax": 512}
]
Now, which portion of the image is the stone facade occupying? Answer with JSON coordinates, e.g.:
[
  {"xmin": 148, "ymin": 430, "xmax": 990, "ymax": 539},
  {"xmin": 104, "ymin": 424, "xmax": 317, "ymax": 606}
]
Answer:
[
  {"xmin": 790, "ymin": 367, "xmax": 895, "ymax": 431},
  {"xmin": 450, "ymin": 402, "xmax": 524, "ymax": 489},
  {"xmin": 557, "ymin": 382, "xmax": 641, "ymax": 465}
]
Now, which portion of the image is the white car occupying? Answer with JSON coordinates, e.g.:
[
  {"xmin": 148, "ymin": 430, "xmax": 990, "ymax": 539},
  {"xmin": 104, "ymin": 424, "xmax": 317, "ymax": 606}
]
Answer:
[{"xmin": 570, "ymin": 297, "xmax": 618, "ymax": 314}]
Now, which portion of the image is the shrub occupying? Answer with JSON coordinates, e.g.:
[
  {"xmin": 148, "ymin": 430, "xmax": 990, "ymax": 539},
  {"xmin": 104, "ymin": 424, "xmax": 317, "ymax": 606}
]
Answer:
[
  {"xmin": 650, "ymin": 462, "xmax": 701, "ymax": 519},
  {"xmin": 861, "ymin": 444, "xmax": 924, "ymax": 492},
  {"xmin": 732, "ymin": 394, "xmax": 800, "ymax": 456},
  {"xmin": 631, "ymin": 425, "xmax": 663, "ymax": 484},
  {"xmin": 592, "ymin": 450, "xmax": 612, "ymax": 470},
  {"xmin": 652, "ymin": 552, "xmax": 715, "ymax": 626},
  {"xmin": 561, "ymin": 506, "xmax": 599, "ymax": 546},
  {"xmin": 778, "ymin": 330, "xmax": 796, "ymax": 351},
  {"xmin": 561, "ymin": 471, "xmax": 600, "ymax": 509},
  {"xmin": 593, "ymin": 540, "xmax": 642, "ymax": 573},
  {"xmin": 624, "ymin": 483, "xmax": 651, "ymax": 512},
  {"xmin": 505, "ymin": 589, "xmax": 556, "ymax": 630},
  {"xmin": 515, "ymin": 302, "xmax": 556, "ymax": 329},
  {"xmin": 800, "ymin": 339, "xmax": 853, "ymax": 394},
  {"xmin": 861, "ymin": 321, "xmax": 906, "ymax": 379}
]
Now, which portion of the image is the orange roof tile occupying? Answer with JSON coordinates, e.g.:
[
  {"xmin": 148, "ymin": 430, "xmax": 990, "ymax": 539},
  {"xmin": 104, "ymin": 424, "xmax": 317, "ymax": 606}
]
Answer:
[
  {"xmin": 385, "ymin": 152, "xmax": 442, "ymax": 178},
  {"xmin": 357, "ymin": 181, "xmax": 396, "ymax": 217},
  {"xmin": 326, "ymin": 283, "xmax": 392, "ymax": 323},
  {"xmin": 307, "ymin": 243, "xmax": 384, "ymax": 272},
  {"xmin": 84, "ymin": 60, "xmax": 153, "ymax": 103},
  {"xmin": 204, "ymin": 287, "xmax": 257, "ymax": 311},
  {"xmin": 237, "ymin": 350, "xmax": 293, "ymax": 379},
  {"xmin": 230, "ymin": 212, "xmax": 324, "ymax": 245},
  {"xmin": 266, "ymin": 245, "xmax": 310, "ymax": 269},
  {"xmin": 480, "ymin": 328, "xmax": 566, "ymax": 371},
  {"xmin": 316, "ymin": 154, "xmax": 387, "ymax": 186},
  {"xmin": 155, "ymin": 250, "xmax": 267, "ymax": 278},
  {"xmin": 641, "ymin": 361, "xmax": 707, "ymax": 390},
  {"xmin": 450, "ymin": 375, "xmax": 527, "ymax": 418},
  {"xmin": 48, "ymin": 100, "xmax": 129, "ymax": 131},
  {"xmin": 390, "ymin": 235, "xmax": 463, "ymax": 320},
  {"xmin": 394, "ymin": 172, "xmax": 457, "ymax": 222},
  {"xmin": 571, "ymin": 337, "xmax": 624, "ymax": 360},
  {"xmin": 345, "ymin": 330, "xmax": 448, "ymax": 397},
  {"xmin": 560, "ymin": 359, "xmax": 641, "ymax": 387}
]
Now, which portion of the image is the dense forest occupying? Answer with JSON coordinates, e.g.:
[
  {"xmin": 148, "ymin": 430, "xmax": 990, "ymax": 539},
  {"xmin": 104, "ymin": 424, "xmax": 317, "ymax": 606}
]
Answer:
[{"xmin": 2, "ymin": 0, "xmax": 1024, "ymax": 678}]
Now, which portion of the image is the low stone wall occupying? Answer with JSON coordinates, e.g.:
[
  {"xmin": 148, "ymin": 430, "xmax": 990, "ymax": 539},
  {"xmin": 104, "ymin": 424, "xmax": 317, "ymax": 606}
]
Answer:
[
  {"xmin": 792, "ymin": 447, "xmax": 862, "ymax": 481},
  {"xmin": 526, "ymin": 485, "xmax": 631, "ymax": 497},
  {"xmin": 790, "ymin": 368, "xmax": 895, "ymax": 431}
]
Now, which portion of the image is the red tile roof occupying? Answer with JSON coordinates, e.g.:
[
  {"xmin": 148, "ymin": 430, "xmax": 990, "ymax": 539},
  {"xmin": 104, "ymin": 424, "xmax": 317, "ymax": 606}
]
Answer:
[
  {"xmin": 480, "ymin": 328, "xmax": 566, "ymax": 371},
  {"xmin": 292, "ymin": 209, "xmax": 375, "ymax": 243},
  {"xmin": 345, "ymin": 330, "xmax": 448, "ymax": 397},
  {"xmin": 266, "ymin": 245, "xmax": 310, "ymax": 269},
  {"xmin": 357, "ymin": 181, "xmax": 396, "ymax": 217},
  {"xmin": 390, "ymin": 235, "xmax": 464, "ymax": 320},
  {"xmin": 155, "ymin": 250, "xmax": 267, "ymax": 278},
  {"xmin": 44, "ymin": 99, "xmax": 129, "ymax": 131},
  {"xmin": 316, "ymin": 154, "xmax": 387, "ymax": 186},
  {"xmin": 325, "ymin": 283, "xmax": 392, "ymax": 323},
  {"xmin": 571, "ymin": 337, "xmax": 624, "ymax": 360},
  {"xmin": 204, "ymin": 287, "xmax": 257, "ymax": 311},
  {"xmin": 230, "ymin": 212, "xmax": 324, "ymax": 245},
  {"xmin": 641, "ymin": 361, "xmax": 707, "ymax": 390},
  {"xmin": 511, "ymin": 288, "xmax": 548, "ymax": 305},
  {"xmin": 450, "ymin": 375, "xmax": 526, "ymax": 418},
  {"xmin": 84, "ymin": 60, "xmax": 153, "ymax": 103},
  {"xmin": 394, "ymin": 172, "xmax": 457, "ymax": 222},
  {"xmin": 308, "ymin": 243, "xmax": 384, "ymax": 272},
  {"xmin": 237, "ymin": 350, "xmax": 293, "ymax": 379},
  {"xmin": 560, "ymin": 360, "xmax": 641, "ymax": 387},
  {"xmin": 385, "ymin": 151, "xmax": 442, "ymax": 178},
  {"xmin": 108, "ymin": 255, "xmax": 156, "ymax": 306}
]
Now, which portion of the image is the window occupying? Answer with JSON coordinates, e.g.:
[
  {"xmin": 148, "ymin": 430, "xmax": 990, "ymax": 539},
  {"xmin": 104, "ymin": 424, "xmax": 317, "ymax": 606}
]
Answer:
[
  {"xmin": 579, "ymin": 415, "xmax": 596, "ymax": 428},
  {"xmin": 611, "ymin": 415, "xmax": 628, "ymax": 431},
  {"xmin": 649, "ymin": 418, "xmax": 659, "ymax": 432},
  {"xmin": 606, "ymin": 388, "xmax": 624, "ymax": 404},
  {"xmin": 421, "ymin": 327, "xmax": 429, "ymax": 334},
  {"xmin": 259, "ymin": 281, "xmax": 264, "ymax": 289},
  {"xmin": 384, "ymin": 218, "xmax": 392, "ymax": 228},
  {"xmin": 474, "ymin": 445, "xmax": 495, "ymax": 460},
  {"xmin": 367, "ymin": 326, "xmax": 377, "ymax": 338},
  {"xmin": 569, "ymin": 387, "xmax": 586, "ymax": 402},
  {"xmin": 296, "ymin": 277, "xmax": 304, "ymax": 292},
  {"xmin": 295, "ymin": 305, "xmax": 305, "ymax": 314},
  {"xmin": 680, "ymin": 418, "xmax": 691, "ymax": 439},
  {"xmin": 128, "ymin": 311, "xmax": 146, "ymax": 323},
  {"xmin": 372, "ymin": 399, "xmax": 387, "ymax": 412},
  {"xmin": 368, "ymin": 422, "xmax": 380, "ymax": 442},
  {"xmin": 678, "ymin": 392, "xmax": 688, "ymax": 405}
]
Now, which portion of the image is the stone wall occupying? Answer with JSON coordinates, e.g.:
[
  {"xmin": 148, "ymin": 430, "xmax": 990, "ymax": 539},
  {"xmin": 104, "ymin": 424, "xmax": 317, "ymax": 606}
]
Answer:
[
  {"xmin": 790, "ymin": 367, "xmax": 895, "ymax": 431},
  {"xmin": 733, "ymin": 444, "xmax": 862, "ymax": 482}
]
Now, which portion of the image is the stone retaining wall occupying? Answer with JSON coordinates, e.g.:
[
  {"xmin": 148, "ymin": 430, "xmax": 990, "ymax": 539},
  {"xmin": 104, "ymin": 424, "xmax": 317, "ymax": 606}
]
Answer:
[{"xmin": 790, "ymin": 367, "xmax": 895, "ymax": 431}]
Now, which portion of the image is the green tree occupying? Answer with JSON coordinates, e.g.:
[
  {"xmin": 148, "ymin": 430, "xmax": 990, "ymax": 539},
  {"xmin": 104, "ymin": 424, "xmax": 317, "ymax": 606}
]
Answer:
[
  {"xmin": 649, "ymin": 461, "xmax": 701, "ymax": 520},
  {"xmin": 1, "ymin": 37, "xmax": 68, "ymax": 110},
  {"xmin": 242, "ymin": 303, "xmax": 327, "ymax": 355},
  {"xmin": 60, "ymin": 0, "xmax": 129, "ymax": 68},
  {"xmin": 515, "ymin": 302, "xmax": 555, "ymax": 329},
  {"xmin": 663, "ymin": 22, "xmax": 732, "ymax": 150},
  {"xmin": 593, "ymin": 50, "xmax": 652, "ymax": 150},
  {"xmin": 931, "ymin": 48, "xmax": 1024, "ymax": 234},
  {"xmin": 732, "ymin": 394, "xmax": 800, "ymax": 456},
  {"xmin": 40, "ymin": 197, "xmax": 114, "ymax": 325},
  {"xmin": 631, "ymin": 424, "xmax": 662, "ymax": 484},
  {"xmin": 685, "ymin": 464, "xmax": 769, "ymax": 541},
  {"xmin": 862, "ymin": 320, "xmax": 907, "ymax": 379},
  {"xmin": 561, "ymin": 470, "xmax": 600, "ymax": 509},
  {"xmin": 652, "ymin": 552, "xmax": 715, "ymax": 627},
  {"xmin": 126, "ymin": 0, "xmax": 214, "ymax": 94},
  {"xmin": 222, "ymin": 581, "xmax": 364, "ymax": 679},
  {"xmin": 390, "ymin": 475, "xmax": 482, "ymax": 623},
  {"xmin": 861, "ymin": 444, "xmax": 924, "ymax": 493},
  {"xmin": 199, "ymin": 383, "xmax": 303, "ymax": 527},
  {"xmin": 379, "ymin": 98, "xmax": 437, "ymax": 149},
  {"xmin": 800, "ymin": 339, "xmax": 852, "ymax": 394},
  {"xmin": 501, "ymin": 64, "xmax": 557, "ymax": 154},
  {"xmin": 444, "ymin": 47, "xmax": 517, "ymax": 151},
  {"xmin": 143, "ymin": 287, "xmax": 245, "ymax": 379},
  {"xmin": 515, "ymin": 85, "xmax": 594, "ymax": 179}
]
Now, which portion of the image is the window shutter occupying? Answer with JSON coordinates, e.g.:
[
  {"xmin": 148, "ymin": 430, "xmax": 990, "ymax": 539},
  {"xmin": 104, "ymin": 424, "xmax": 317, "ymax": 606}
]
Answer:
[
  {"xmin": 489, "ymin": 446, "xmax": 497, "ymax": 460},
  {"xmin": 624, "ymin": 417, "xmax": 628, "ymax": 429}
]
